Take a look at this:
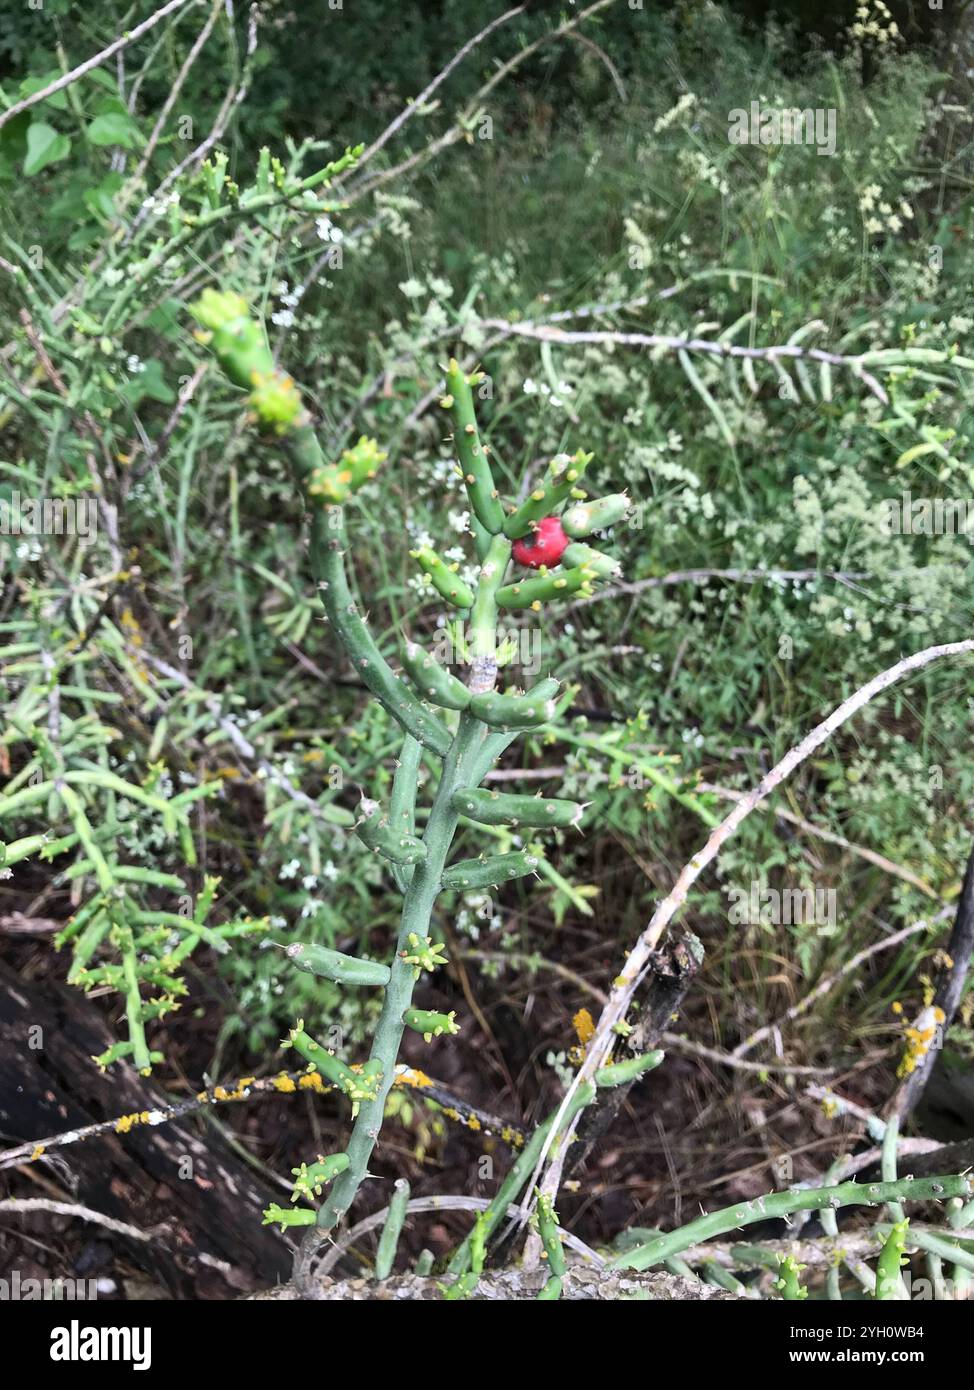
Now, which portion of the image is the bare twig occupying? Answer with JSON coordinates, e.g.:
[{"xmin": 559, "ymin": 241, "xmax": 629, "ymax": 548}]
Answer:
[
  {"xmin": 0, "ymin": 0, "xmax": 193, "ymax": 132},
  {"xmin": 0, "ymin": 1197, "xmax": 153, "ymax": 1243},
  {"xmin": 524, "ymin": 638, "xmax": 974, "ymax": 1259}
]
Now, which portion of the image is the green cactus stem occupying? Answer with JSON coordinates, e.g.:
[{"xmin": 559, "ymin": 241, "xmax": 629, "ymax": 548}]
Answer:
[
  {"xmin": 410, "ymin": 545, "xmax": 476, "ymax": 609},
  {"xmin": 190, "ymin": 289, "xmax": 274, "ymax": 388},
  {"xmin": 284, "ymin": 941, "xmax": 391, "ymax": 988},
  {"xmin": 441, "ymin": 849, "xmax": 542, "ymax": 890},
  {"xmin": 309, "ymin": 508, "xmax": 451, "ymax": 755},
  {"xmin": 401, "ymin": 642, "xmax": 471, "ymax": 711},
  {"xmin": 874, "ymin": 1218, "xmax": 909, "ymax": 1300},
  {"xmin": 503, "ymin": 450, "xmax": 593, "ymax": 539},
  {"xmin": 469, "ymin": 677, "xmax": 561, "ymax": 729},
  {"xmin": 263, "ymin": 1203, "xmax": 317, "ymax": 1230},
  {"xmin": 774, "ymin": 1253, "xmax": 808, "ymax": 1300},
  {"xmin": 290, "ymin": 1153, "xmax": 351, "ymax": 1201},
  {"xmin": 404, "ymin": 1008, "xmax": 460, "ymax": 1042},
  {"xmin": 444, "ymin": 359, "xmax": 505, "ymax": 537},
  {"xmin": 496, "ymin": 566, "xmax": 597, "ymax": 609},
  {"xmin": 534, "ymin": 1191, "xmax": 566, "ymax": 1279},
  {"xmin": 312, "ymin": 711, "xmax": 491, "ymax": 1239},
  {"xmin": 445, "ymin": 1082, "xmax": 596, "ymax": 1281},
  {"xmin": 594, "ymin": 1049, "xmax": 665, "ymax": 1088},
  {"xmin": 355, "ymin": 795, "xmax": 428, "ymax": 864},
  {"xmin": 536, "ymin": 1275, "xmax": 563, "ymax": 1300},
  {"xmin": 562, "ymin": 541, "xmax": 622, "ymax": 579},
  {"xmin": 610, "ymin": 1174, "xmax": 974, "ymax": 1272},
  {"xmin": 468, "ymin": 534, "xmax": 513, "ymax": 690},
  {"xmin": 562, "ymin": 493, "xmax": 631, "ymax": 538},
  {"xmin": 451, "ymin": 787, "xmax": 585, "ymax": 829},
  {"xmin": 307, "ymin": 438, "xmax": 386, "ymax": 505},
  {"xmin": 375, "ymin": 1178, "xmax": 411, "ymax": 1281}
]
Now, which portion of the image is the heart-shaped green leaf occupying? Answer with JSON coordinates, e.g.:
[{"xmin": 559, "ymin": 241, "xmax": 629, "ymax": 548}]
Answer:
[{"xmin": 23, "ymin": 121, "xmax": 71, "ymax": 176}]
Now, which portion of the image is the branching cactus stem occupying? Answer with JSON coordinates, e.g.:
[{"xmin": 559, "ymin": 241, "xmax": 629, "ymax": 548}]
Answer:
[{"xmin": 189, "ymin": 291, "xmax": 627, "ymax": 1285}]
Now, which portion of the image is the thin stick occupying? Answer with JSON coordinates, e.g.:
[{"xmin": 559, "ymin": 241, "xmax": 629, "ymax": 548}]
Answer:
[
  {"xmin": 0, "ymin": 0, "xmax": 193, "ymax": 132},
  {"xmin": 0, "ymin": 1197, "xmax": 153, "ymax": 1243}
]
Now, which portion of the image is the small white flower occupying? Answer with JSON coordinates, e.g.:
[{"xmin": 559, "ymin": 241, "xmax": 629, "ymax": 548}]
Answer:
[{"xmin": 280, "ymin": 859, "xmax": 301, "ymax": 881}]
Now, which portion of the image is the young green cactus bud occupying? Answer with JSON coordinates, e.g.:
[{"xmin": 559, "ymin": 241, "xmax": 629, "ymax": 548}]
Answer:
[
  {"xmin": 562, "ymin": 493, "xmax": 631, "ymax": 538},
  {"xmin": 308, "ymin": 437, "xmax": 388, "ymax": 504},
  {"xmin": 190, "ymin": 290, "xmax": 274, "ymax": 389},
  {"xmin": 404, "ymin": 1007, "xmax": 460, "ymax": 1042},
  {"xmin": 262, "ymin": 1203, "xmax": 316, "ymax": 1230},
  {"xmin": 285, "ymin": 941, "xmax": 391, "ymax": 988},
  {"xmin": 496, "ymin": 565, "xmax": 596, "ymax": 609},
  {"xmin": 594, "ymin": 1049, "xmax": 665, "ymax": 1088},
  {"xmin": 452, "ymin": 788, "xmax": 586, "ymax": 830},
  {"xmin": 774, "ymin": 1253, "xmax": 808, "ymax": 1301},
  {"xmin": 410, "ymin": 545, "xmax": 476, "ymax": 609},
  {"xmin": 249, "ymin": 370, "xmax": 303, "ymax": 435},
  {"xmin": 356, "ymin": 796, "xmax": 428, "ymax": 865},
  {"xmin": 444, "ymin": 358, "xmax": 504, "ymax": 535},
  {"xmin": 874, "ymin": 1218, "xmax": 909, "ymax": 1300},
  {"xmin": 442, "ymin": 849, "xmax": 542, "ymax": 890},
  {"xmin": 468, "ymin": 677, "xmax": 561, "ymax": 728},
  {"xmin": 400, "ymin": 932, "xmax": 448, "ymax": 977},
  {"xmin": 503, "ymin": 450, "xmax": 593, "ymax": 539},
  {"xmin": 290, "ymin": 1153, "xmax": 351, "ymax": 1201},
  {"xmin": 401, "ymin": 641, "xmax": 471, "ymax": 711},
  {"xmin": 561, "ymin": 541, "xmax": 622, "ymax": 579}
]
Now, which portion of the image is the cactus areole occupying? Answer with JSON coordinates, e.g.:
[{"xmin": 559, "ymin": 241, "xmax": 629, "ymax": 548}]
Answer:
[{"xmin": 512, "ymin": 515, "xmax": 570, "ymax": 569}]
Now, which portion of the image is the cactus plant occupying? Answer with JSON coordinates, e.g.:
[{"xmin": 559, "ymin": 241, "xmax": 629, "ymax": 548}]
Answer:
[{"xmin": 190, "ymin": 296, "xmax": 630, "ymax": 1261}]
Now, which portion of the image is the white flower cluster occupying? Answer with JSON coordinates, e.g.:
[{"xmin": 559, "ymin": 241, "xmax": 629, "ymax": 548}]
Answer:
[
  {"xmin": 859, "ymin": 183, "xmax": 913, "ymax": 237},
  {"xmin": 849, "ymin": 1, "xmax": 899, "ymax": 45}
]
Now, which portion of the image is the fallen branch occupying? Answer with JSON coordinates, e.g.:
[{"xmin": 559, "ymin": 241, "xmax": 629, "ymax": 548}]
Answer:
[{"xmin": 525, "ymin": 638, "xmax": 974, "ymax": 1259}]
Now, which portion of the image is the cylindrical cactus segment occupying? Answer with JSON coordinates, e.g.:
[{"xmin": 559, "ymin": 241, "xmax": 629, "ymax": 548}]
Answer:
[
  {"xmin": 190, "ymin": 290, "xmax": 274, "ymax": 388},
  {"xmin": 308, "ymin": 436, "xmax": 388, "ymax": 505},
  {"xmin": 263, "ymin": 1203, "xmax": 316, "ymax": 1229},
  {"xmin": 309, "ymin": 510, "xmax": 452, "ymax": 755},
  {"xmin": 562, "ymin": 493, "xmax": 631, "ymax": 538},
  {"xmin": 403, "ymin": 1007, "xmax": 460, "ymax": 1041},
  {"xmin": 355, "ymin": 797, "xmax": 428, "ymax": 864},
  {"xmin": 442, "ymin": 849, "xmax": 542, "ymax": 890},
  {"xmin": 452, "ymin": 788, "xmax": 586, "ymax": 830},
  {"xmin": 774, "ymin": 1254, "xmax": 808, "ymax": 1301},
  {"xmin": 503, "ymin": 450, "xmax": 594, "ymax": 539},
  {"xmin": 286, "ymin": 1027, "xmax": 384, "ymax": 1111},
  {"xmin": 468, "ymin": 677, "xmax": 560, "ymax": 729},
  {"xmin": 562, "ymin": 541, "xmax": 622, "ymax": 579},
  {"xmin": 534, "ymin": 1192, "xmax": 566, "ymax": 1279},
  {"xmin": 410, "ymin": 545, "xmax": 476, "ymax": 609},
  {"xmin": 594, "ymin": 1050, "xmax": 665, "ymax": 1088},
  {"xmin": 285, "ymin": 942, "xmax": 391, "ymax": 987},
  {"xmin": 874, "ymin": 1218, "xmax": 910, "ymax": 1300},
  {"xmin": 496, "ymin": 565, "xmax": 596, "ymax": 609},
  {"xmin": 401, "ymin": 641, "xmax": 471, "ymax": 711},
  {"xmin": 444, "ymin": 359, "xmax": 505, "ymax": 535}
]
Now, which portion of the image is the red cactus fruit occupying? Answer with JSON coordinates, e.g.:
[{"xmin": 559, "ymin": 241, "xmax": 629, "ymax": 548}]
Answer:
[{"xmin": 512, "ymin": 515, "xmax": 569, "ymax": 569}]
